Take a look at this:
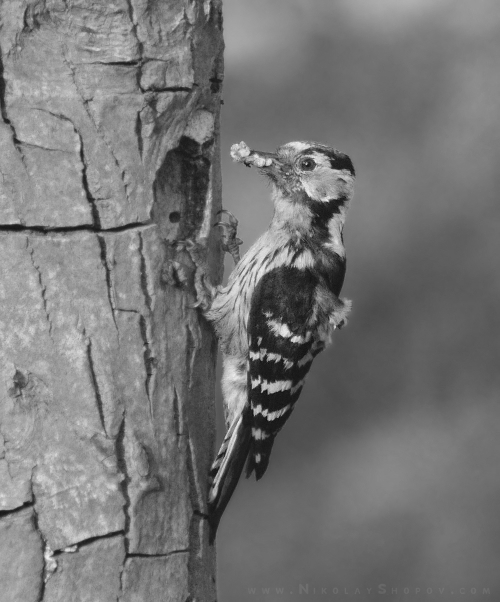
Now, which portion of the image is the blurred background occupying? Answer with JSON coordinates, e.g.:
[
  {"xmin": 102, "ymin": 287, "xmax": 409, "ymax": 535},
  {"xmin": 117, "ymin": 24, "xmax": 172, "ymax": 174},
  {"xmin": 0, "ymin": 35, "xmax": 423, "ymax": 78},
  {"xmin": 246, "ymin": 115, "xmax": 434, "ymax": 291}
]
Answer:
[{"xmin": 216, "ymin": 1, "xmax": 500, "ymax": 600}]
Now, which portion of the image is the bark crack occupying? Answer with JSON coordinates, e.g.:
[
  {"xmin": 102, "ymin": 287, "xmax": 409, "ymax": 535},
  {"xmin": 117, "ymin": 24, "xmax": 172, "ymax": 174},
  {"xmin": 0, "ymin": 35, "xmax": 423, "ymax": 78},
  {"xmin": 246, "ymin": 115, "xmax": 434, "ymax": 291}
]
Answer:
[
  {"xmin": 53, "ymin": 529, "xmax": 125, "ymax": 553},
  {"xmin": 138, "ymin": 232, "xmax": 153, "ymax": 311},
  {"xmin": 76, "ymin": 128, "xmax": 101, "ymax": 228},
  {"xmin": 85, "ymin": 334, "xmax": 107, "ymax": 437},
  {"xmin": 115, "ymin": 416, "xmax": 131, "ymax": 553},
  {"xmin": 85, "ymin": 60, "xmax": 141, "ymax": 67},
  {"xmin": 186, "ymin": 431, "xmax": 204, "ymax": 513},
  {"xmin": 126, "ymin": 549, "xmax": 189, "ymax": 559},
  {"xmin": 138, "ymin": 232, "xmax": 156, "ymax": 418},
  {"xmin": 0, "ymin": 47, "xmax": 27, "ymax": 170},
  {"xmin": 119, "ymin": 554, "xmax": 126, "ymax": 601},
  {"xmin": 138, "ymin": 314, "xmax": 154, "ymax": 420},
  {"xmin": 27, "ymin": 240, "xmax": 54, "ymax": 342},
  {"xmin": 61, "ymin": 49, "xmax": 133, "ymax": 205},
  {"xmin": 31, "ymin": 474, "xmax": 50, "ymax": 601},
  {"xmin": 17, "ymin": 141, "xmax": 72, "ymax": 153},
  {"xmin": 124, "ymin": 0, "xmax": 143, "ymax": 58},
  {"xmin": 29, "ymin": 109, "xmax": 101, "ymax": 226},
  {"xmin": 0, "ymin": 221, "xmax": 153, "ymax": 234},
  {"xmin": 0, "ymin": 501, "xmax": 34, "ymax": 519},
  {"xmin": 172, "ymin": 385, "xmax": 183, "ymax": 437},
  {"xmin": 140, "ymin": 85, "xmax": 197, "ymax": 93},
  {"xmin": 185, "ymin": 320, "xmax": 202, "ymax": 389},
  {"xmin": 135, "ymin": 110, "xmax": 143, "ymax": 160},
  {"xmin": 97, "ymin": 235, "xmax": 118, "ymax": 330}
]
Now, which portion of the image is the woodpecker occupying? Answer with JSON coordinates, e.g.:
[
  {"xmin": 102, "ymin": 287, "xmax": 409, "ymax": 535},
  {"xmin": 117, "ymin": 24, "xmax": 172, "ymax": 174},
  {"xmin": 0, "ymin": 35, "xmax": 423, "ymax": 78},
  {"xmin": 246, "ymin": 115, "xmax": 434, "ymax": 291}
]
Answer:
[{"xmin": 203, "ymin": 140, "xmax": 355, "ymax": 541}]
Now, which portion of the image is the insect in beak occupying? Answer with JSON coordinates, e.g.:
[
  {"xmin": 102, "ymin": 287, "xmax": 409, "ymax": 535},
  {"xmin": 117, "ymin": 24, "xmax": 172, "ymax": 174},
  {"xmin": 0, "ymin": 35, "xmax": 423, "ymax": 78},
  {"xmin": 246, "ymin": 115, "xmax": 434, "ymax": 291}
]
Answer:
[{"xmin": 230, "ymin": 142, "xmax": 287, "ymax": 185}]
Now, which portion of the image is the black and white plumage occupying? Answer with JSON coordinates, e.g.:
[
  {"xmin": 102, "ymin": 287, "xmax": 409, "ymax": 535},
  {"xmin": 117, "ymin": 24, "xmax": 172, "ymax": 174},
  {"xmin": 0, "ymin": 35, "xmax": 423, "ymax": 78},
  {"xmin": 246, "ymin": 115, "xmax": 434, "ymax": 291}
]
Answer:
[{"xmin": 204, "ymin": 140, "xmax": 355, "ymax": 541}]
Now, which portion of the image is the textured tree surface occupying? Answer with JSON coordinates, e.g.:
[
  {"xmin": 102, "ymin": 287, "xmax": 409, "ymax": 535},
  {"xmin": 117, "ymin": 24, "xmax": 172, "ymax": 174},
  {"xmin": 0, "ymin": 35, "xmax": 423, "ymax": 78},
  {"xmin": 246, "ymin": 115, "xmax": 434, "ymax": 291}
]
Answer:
[{"xmin": 0, "ymin": 1, "xmax": 223, "ymax": 600}]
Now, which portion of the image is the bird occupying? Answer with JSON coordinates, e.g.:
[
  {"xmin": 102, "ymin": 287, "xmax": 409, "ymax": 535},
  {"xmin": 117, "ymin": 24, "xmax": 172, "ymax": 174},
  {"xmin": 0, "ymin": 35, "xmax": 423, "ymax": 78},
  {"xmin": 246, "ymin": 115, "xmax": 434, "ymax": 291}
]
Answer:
[{"xmin": 203, "ymin": 140, "xmax": 355, "ymax": 542}]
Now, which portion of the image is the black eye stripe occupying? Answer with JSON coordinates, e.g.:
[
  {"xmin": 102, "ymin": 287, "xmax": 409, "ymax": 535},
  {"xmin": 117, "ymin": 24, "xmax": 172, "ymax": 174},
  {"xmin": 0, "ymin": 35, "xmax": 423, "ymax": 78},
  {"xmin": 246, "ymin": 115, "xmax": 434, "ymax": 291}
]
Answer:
[
  {"xmin": 329, "ymin": 156, "xmax": 355, "ymax": 174},
  {"xmin": 299, "ymin": 146, "xmax": 355, "ymax": 176}
]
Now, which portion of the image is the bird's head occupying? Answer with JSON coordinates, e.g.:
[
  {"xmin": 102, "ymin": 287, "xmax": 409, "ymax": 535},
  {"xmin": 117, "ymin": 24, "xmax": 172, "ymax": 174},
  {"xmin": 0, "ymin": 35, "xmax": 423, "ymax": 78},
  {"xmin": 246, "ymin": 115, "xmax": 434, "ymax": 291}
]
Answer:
[
  {"xmin": 266, "ymin": 141, "xmax": 355, "ymax": 202},
  {"xmin": 231, "ymin": 141, "xmax": 355, "ymax": 226}
]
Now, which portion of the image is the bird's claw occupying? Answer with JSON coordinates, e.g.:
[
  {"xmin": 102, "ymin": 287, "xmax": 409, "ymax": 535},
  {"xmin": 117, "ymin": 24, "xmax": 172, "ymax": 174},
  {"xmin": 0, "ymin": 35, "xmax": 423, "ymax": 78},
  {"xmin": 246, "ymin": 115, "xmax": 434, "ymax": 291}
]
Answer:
[
  {"xmin": 214, "ymin": 209, "xmax": 242, "ymax": 265},
  {"xmin": 216, "ymin": 209, "xmax": 238, "ymax": 226},
  {"xmin": 172, "ymin": 238, "xmax": 214, "ymax": 311},
  {"xmin": 188, "ymin": 284, "xmax": 213, "ymax": 311},
  {"xmin": 174, "ymin": 239, "xmax": 196, "ymax": 252}
]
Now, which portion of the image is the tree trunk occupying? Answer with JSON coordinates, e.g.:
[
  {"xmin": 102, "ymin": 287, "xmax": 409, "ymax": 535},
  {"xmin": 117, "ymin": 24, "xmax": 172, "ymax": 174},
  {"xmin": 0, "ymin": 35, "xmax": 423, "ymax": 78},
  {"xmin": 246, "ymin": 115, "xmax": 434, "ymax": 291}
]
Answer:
[{"xmin": 0, "ymin": 1, "xmax": 223, "ymax": 600}]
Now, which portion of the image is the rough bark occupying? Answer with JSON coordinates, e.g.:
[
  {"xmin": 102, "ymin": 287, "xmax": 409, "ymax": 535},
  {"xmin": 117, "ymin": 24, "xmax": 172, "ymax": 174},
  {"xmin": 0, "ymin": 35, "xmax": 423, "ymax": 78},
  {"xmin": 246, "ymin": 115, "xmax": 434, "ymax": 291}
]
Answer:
[{"xmin": 0, "ymin": 1, "xmax": 223, "ymax": 600}]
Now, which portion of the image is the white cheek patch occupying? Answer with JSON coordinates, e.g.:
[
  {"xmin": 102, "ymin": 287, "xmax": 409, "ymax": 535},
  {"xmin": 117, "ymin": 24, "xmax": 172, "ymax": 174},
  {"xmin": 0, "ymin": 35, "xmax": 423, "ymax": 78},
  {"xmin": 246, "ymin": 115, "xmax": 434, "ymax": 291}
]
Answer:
[
  {"xmin": 336, "ymin": 172, "xmax": 355, "ymax": 197},
  {"xmin": 302, "ymin": 168, "xmax": 354, "ymax": 202}
]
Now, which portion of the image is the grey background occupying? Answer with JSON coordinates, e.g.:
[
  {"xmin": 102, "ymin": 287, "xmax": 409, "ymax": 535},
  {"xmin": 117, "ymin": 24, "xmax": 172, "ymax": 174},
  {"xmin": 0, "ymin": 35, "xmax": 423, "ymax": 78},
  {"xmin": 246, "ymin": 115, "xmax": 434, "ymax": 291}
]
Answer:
[{"xmin": 216, "ymin": 1, "xmax": 500, "ymax": 600}]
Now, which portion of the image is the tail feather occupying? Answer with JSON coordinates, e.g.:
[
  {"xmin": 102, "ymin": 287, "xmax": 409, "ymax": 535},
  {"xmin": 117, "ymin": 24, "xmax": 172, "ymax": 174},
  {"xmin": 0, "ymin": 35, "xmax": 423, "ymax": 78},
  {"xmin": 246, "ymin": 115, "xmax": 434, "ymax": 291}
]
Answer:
[
  {"xmin": 245, "ymin": 436, "xmax": 276, "ymax": 480},
  {"xmin": 208, "ymin": 408, "xmax": 252, "ymax": 543}
]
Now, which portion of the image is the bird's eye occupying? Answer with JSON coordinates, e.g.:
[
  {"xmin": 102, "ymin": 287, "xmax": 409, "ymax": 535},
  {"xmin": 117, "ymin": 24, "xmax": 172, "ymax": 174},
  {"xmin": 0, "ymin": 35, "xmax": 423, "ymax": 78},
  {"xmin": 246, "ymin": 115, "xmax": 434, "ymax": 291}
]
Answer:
[{"xmin": 299, "ymin": 158, "xmax": 316, "ymax": 171}]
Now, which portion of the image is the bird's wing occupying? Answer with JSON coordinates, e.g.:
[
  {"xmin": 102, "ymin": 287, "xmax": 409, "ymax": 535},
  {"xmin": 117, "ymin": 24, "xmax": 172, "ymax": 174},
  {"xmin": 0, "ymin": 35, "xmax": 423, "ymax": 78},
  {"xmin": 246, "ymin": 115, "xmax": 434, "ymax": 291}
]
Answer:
[
  {"xmin": 246, "ymin": 266, "xmax": 325, "ymax": 479},
  {"xmin": 207, "ymin": 406, "xmax": 252, "ymax": 543}
]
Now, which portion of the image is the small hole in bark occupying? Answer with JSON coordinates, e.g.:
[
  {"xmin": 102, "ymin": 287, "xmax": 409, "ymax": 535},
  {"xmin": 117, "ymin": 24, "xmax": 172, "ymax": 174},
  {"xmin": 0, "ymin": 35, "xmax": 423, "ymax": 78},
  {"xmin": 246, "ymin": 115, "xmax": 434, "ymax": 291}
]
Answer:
[{"xmin": 169, "ymin": 212, "xmax": 181, "ymax": 223}]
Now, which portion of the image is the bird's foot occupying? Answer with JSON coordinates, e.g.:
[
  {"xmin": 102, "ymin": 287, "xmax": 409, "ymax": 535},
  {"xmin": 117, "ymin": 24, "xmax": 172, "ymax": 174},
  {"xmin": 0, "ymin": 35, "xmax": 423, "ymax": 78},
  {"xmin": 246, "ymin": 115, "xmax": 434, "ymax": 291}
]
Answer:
[
  {"xmin": 214, "ymin": 209, "xmax": 242, "ymax": 265},
  {"xmin": 167, "ymin": 239, "xmax": 215, "ymax": 311}
]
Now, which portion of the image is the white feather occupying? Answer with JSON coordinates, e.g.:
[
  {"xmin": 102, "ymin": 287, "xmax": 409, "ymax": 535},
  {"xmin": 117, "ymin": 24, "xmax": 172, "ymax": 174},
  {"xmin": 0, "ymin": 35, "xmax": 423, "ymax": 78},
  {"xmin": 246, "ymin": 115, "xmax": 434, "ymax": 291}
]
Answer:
[{"xmin": 253, "ymin": 404, "xmax": 291, "ymax": 421}]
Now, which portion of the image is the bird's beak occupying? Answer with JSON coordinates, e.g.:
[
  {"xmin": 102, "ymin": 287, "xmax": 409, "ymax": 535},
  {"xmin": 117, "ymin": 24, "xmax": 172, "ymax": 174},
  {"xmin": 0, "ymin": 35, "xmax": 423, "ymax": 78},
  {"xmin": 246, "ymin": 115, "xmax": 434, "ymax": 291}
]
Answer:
[
  {"xmin": 257, "ymin": 154, "xmax": 289, "ymax": 187},
  {"xmin": 248, "ymin": 150, "xmax": 288, "ymax": 184},
  {"xmin": 230, "ymin": 142, "xmax": 288, "ymax": 186}
]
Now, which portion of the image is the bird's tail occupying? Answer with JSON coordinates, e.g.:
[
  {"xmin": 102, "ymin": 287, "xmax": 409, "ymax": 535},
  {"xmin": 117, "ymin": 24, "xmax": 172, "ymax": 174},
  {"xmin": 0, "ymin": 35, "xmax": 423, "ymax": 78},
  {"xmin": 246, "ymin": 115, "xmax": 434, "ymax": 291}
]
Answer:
[
  {"xmin": 208, "ymin": 407, "xmax": 252, "ymax": 543},
  {"xmin": 245, "ymin": 435, "xmax": 276, "ymax": 481}
]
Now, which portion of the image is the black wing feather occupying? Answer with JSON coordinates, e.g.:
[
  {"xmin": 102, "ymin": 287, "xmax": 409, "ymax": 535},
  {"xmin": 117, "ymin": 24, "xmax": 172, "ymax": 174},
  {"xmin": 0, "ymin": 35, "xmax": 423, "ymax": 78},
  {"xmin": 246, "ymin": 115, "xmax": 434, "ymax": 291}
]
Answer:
[{"xmin": 246, "ymin": 267, "xmax": 323, "ymax": 479}]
